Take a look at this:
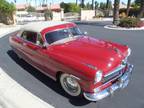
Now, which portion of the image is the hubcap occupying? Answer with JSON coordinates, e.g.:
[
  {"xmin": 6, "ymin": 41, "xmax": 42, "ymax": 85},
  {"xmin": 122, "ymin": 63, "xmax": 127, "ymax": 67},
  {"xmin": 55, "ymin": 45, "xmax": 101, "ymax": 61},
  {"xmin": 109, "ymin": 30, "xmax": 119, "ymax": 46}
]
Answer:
[{"xmin": 60, "ymin": 74, "xmax": 81, "ymax": 97}]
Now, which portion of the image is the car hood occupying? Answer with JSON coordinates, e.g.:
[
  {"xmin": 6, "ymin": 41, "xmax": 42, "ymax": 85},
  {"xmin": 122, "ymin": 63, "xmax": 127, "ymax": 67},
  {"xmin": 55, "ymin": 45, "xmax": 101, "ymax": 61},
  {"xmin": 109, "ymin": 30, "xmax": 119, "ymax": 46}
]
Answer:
[{"xmin": 49, "ymin": 36, "xmax": 128, "ymax": 75}]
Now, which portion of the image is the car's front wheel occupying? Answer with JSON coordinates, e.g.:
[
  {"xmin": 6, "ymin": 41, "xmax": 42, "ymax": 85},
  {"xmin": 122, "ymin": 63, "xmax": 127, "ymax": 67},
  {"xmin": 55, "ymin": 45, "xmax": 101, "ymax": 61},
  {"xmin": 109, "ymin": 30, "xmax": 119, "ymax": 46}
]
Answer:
[{"xmin": 60, "ymin": 73, "xmax": 82, "ymax": 97}]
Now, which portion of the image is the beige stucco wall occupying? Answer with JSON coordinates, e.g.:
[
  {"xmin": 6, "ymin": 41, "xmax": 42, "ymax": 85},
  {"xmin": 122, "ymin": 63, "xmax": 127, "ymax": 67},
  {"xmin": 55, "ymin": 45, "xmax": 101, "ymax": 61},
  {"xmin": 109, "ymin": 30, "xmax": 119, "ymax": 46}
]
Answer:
[
  {"xmin": 80, "ymin": 9, "xmax": 95, "ymax": 20},
  {"xmin": 52, "ymin": 9, "xmax": 64, "ymax": 21}
]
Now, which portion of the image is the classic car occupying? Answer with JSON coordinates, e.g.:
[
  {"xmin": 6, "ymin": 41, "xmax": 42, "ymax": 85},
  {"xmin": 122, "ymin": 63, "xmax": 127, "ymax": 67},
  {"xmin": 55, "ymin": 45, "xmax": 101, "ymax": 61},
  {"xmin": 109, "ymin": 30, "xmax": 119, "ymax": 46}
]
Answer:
[{"xmin": 9, "ymin": 21, "xmax": 133, "ymax": 101}]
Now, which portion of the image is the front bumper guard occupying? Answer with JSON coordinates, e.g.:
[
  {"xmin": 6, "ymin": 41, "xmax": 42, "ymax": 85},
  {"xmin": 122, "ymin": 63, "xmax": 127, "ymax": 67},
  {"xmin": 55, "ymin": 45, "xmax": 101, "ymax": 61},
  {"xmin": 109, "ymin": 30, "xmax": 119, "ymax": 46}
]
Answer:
[{"xmin": 83, "ymin": 63, "xmax": 134, "ymax": 101}]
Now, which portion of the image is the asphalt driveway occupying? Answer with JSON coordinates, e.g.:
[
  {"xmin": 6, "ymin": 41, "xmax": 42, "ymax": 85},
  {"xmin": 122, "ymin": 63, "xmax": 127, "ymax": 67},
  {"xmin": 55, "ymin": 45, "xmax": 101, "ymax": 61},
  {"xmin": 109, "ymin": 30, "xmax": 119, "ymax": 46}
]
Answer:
[{"xmin": 0, "ymin": 22, "xmax": 144, "ymax": 108}]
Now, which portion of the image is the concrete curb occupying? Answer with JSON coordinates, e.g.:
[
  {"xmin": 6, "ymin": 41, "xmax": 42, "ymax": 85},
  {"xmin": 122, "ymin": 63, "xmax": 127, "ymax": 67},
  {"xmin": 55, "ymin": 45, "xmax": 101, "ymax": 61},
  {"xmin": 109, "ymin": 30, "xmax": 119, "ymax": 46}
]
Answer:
[
  {"xmin": 104, "ymin": 25, "xmax": 144, "ymax": 31},
  {"xmin": 0, "ymin": 68, "xmax": 54, "ymax": 108},
  {"xmin": 74, "ymin": 21, "xmax": 96, "ymax": 25},
  {"xmin": 74, "ymin": 21, "xmax": 99, "ymax": 25}
]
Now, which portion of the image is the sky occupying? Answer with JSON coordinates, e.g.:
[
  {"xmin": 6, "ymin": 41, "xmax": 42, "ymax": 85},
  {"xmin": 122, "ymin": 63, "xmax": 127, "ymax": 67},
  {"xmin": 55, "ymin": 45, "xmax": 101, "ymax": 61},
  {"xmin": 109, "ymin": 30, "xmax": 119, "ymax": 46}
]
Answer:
[{"xmin": 7, "ymin": 0, "xmax": 135, "ymax": 5}]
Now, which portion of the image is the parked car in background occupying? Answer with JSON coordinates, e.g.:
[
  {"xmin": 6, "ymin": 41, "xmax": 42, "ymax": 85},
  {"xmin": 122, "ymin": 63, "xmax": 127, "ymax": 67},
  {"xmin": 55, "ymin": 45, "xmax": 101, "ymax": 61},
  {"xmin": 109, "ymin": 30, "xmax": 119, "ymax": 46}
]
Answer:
[{"xmin": 9, "ymin": 21, "xmax": 133, "ymax": 101}]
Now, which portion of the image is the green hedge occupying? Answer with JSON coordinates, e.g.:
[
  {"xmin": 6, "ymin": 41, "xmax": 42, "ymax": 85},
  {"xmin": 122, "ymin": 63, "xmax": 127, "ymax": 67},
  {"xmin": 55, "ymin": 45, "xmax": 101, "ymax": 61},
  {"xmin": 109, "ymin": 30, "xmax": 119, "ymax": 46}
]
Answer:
[{"xmin": 118, "ymin": 17, "xmax": 144, "ymax": 28}]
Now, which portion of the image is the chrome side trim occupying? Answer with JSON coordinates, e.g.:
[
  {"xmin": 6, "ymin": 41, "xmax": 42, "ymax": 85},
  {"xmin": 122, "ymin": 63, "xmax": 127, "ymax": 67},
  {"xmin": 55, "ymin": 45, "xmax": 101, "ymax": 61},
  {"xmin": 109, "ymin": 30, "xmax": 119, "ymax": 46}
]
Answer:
[{"xmin": 83, "ymin": 63, "xmax": 133, "ymax": 101}]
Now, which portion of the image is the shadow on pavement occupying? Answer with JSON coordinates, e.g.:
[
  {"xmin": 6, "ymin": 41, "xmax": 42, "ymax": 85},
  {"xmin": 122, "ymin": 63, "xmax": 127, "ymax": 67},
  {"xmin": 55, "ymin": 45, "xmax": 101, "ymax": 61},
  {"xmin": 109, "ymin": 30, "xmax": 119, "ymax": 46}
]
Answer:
[{"xmin": 7, "ymin": 50, "xmax": 91, "ymax": 106}]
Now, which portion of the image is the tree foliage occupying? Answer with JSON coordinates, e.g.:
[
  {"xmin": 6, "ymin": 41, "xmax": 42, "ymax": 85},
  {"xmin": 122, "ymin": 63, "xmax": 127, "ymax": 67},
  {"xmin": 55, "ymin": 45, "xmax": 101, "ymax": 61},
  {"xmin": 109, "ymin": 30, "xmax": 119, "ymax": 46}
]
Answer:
[
  {"xmin": 135, "ymin": 0, "xmax": 141, "ymax": 6},
  {"xmin": 95, "ymin": 1, "xmax": 99, "ymax": 9},
  {"xmin": 131, "ymin": 0, "xmax": 144, "ymax": 18},
  {"xmin": 99, "ymin": 2, "xmax": 106, "ymax": 9},
  {"xmin": 99, "ymin": 1, "xmax": 112, "ymax": 10},
  {"xmin": 60, "ymin": 2, "xmax": 80, "ymax": 13},
  {"xmin": 44, "ymin": 9, "xmax": 53, "ymax": 20},
  {"xmin": 137, "ymin": 0, "xmax": 144, "ymax": 18},
  {"xmin": 0, "ymin": 0, "xmax": 16, "ymax": 15},
  {"xmin": 27, "ymin": 5, "xmax": 36, "ymax": 12},
  {"xmin": 84, "ymin": 3, "xmax": 91, "ymax": 10}
]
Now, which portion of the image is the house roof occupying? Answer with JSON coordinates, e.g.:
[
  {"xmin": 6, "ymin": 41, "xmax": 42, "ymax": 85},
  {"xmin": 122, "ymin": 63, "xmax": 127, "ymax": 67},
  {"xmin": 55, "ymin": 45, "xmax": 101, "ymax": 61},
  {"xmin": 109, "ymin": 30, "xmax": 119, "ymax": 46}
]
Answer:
[
  {"xmin": 36, "ymin": 6, "xmax": 48, "ymax": 11},
  {"xmin": 21, "ymin": 21, "xmax": 71, "ymax": 32},
  {"xmin": 36, "ymin": 4, "xmax": 61, "ymax": 11},
  {"xmin": 16, "ymin": 4, "xmax": 27, "ymax": 10},
  {"xmin": 50, "ymin": 4, "xmax": 60, "ymax": 10}
]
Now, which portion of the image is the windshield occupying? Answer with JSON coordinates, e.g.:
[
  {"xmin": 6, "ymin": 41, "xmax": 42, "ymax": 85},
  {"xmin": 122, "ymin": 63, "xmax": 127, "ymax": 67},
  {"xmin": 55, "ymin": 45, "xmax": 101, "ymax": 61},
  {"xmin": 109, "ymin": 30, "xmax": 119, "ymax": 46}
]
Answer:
[{"xmin": 45, "ymin": 27, "xmax": 82, "ymax": 44}]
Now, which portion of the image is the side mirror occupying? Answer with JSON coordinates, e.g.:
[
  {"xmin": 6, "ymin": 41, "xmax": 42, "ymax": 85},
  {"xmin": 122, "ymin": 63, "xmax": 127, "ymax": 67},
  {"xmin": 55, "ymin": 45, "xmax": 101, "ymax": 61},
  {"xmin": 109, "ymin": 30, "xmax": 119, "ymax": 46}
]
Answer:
[{"xmin": 83, "ymin": 31, "xmax": 88, "ymax": 35}]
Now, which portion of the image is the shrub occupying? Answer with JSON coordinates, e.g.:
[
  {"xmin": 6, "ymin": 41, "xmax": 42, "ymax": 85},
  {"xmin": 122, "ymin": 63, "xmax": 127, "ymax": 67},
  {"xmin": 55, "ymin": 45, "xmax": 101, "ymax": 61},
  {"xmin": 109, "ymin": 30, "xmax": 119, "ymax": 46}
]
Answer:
[
  {"xmin": 27, "ymin": 5, "xmax": 36, "ymax": 12},
  {"xmin": 118, "ymin": 17, "xmax": 144, "ymax": 28},
  {"xmin": 44, "ymin": 9, "xmax": 53, "ymax": 20},
  {"xmin": 60, "ymin": 2, "xmax": 80, "ymax": 13},
  {"xmin": 136, "ymin": 20, "xmax": 144, "ymax": 27}
]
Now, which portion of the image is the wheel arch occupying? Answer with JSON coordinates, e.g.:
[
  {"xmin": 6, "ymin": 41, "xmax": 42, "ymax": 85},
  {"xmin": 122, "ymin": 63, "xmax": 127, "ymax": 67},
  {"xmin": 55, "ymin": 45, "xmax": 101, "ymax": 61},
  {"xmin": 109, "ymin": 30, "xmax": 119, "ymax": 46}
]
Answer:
[{"xmin": 56, "ymin": 71, "xmax": 63, "ymax": 82}]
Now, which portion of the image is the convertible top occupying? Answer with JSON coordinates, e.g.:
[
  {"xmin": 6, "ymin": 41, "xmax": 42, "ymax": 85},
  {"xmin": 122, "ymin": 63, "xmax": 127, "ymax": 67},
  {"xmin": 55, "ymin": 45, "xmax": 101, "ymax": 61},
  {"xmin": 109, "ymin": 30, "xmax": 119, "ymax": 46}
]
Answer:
[{"xmin": 21, "ymin": 21, "xmax": 71, "ymax": 32}]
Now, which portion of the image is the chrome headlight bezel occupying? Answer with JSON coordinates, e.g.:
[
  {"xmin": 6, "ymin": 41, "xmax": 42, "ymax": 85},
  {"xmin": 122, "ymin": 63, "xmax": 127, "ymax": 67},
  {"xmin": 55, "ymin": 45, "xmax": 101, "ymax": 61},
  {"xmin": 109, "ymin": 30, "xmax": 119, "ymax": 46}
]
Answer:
[
  {"xmin": 94, "ymin": 70, "xmax": 103, "ymax": 83},
  {"xmin": 127, "ymin": 48, "xmax": 131, "ymax": 57}
]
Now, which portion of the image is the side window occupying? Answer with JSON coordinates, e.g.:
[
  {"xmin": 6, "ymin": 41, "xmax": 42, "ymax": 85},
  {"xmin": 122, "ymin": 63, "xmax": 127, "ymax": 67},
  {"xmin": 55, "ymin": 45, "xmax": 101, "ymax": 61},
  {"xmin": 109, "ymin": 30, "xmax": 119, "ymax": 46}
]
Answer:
[
  {"xmin": 21, "ymin": 31, "xmax": 27, "ymax": 39},
  {"xmin": 16, "ymin": 30, "xmax": 23, "ymax": 37},
  {"xmin": 21, "ymin": 31, "xmax": 37, "ymax": 44},
  {"xmin": 37, "ymin": 34, "xmax": 44, "ymax": 46}
]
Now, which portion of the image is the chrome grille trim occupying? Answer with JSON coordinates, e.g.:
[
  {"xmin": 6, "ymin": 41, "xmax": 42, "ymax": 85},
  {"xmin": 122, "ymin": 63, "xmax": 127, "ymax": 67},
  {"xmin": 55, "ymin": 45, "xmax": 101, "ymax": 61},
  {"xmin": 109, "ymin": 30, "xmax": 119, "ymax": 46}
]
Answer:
[
  {"xmin": 105, "ymin": 64, "xmax": 126, "ymax": 77},
  {"xmin": 103, "ymin": 64, "xmax": 126, "ymax": 84}
]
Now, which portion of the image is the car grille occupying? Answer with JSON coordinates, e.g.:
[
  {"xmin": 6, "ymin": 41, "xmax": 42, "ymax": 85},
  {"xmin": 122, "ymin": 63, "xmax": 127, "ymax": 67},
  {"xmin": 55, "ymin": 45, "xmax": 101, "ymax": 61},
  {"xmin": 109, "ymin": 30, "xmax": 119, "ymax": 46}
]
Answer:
[{"xmin": 102, "ymin": 65, "xmax": 125, "ymax": 84}]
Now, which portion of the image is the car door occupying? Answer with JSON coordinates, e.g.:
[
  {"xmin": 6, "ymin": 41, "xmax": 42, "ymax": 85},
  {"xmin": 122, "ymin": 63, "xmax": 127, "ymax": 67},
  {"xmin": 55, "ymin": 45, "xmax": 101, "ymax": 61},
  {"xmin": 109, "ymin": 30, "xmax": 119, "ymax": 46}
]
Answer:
[
  {"xmin": 10, "ymin": 30, "xmax": 26, "ymax": 58},
  {"xmin": 20, "ymin": 31, "xmax": 46, "ymax": 70}
]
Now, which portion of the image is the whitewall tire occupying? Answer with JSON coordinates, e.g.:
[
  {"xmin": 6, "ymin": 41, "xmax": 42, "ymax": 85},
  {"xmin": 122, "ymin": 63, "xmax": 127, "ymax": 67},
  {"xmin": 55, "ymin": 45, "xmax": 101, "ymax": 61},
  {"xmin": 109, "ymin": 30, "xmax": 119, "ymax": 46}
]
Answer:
[{"xmin": 60, "ymin": 73, "xmax": 82, "ymax": 97}]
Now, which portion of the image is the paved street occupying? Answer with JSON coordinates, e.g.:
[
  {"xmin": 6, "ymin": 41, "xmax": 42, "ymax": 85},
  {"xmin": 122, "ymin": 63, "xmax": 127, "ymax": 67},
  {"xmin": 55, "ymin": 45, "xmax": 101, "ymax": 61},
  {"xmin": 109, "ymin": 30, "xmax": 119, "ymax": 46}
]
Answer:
[{"xmin": 0, "ymin": 22, "xmax": 144, "ymax": 108}]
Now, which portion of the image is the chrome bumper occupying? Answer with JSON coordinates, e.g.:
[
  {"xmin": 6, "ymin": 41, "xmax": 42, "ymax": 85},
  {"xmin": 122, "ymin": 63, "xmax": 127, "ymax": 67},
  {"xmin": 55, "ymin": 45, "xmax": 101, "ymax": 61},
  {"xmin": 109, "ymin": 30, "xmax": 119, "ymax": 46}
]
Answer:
[{"xmin": 84, "ymin": 63, "xmax": 134, "ymax": 101}]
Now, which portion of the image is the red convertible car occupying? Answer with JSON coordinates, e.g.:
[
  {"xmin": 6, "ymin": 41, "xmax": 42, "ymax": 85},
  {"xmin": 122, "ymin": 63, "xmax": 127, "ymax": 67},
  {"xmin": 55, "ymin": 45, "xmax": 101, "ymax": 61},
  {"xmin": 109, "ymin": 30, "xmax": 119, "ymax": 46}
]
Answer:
[{"xmin": 9, "ymin": 21, "xmax": 133, "ymax": 101}]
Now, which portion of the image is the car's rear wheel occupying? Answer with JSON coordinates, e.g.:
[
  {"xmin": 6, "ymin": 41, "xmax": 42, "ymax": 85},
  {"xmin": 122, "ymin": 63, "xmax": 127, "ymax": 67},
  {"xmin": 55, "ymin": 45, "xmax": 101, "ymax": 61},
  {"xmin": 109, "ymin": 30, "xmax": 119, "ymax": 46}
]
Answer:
[{"xmin": 60, "ymin": 73, "xmax": 82, "ymax": 97}]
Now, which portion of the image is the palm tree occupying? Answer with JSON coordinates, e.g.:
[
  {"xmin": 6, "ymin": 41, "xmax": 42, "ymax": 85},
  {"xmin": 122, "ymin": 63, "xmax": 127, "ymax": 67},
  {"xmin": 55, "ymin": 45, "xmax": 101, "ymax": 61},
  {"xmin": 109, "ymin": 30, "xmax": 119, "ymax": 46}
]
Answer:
[
  {"xmin": 106, "ymin": 0, "xmax": 109, "ymax": 9},
  {"xmin": 92, "ymin": 0, "xmax": 94, "ymax": 9},
  {"xmin": 106, "ymin": 0, "xmax": 110, "ymax": 17},
  {"xmin": 81, "ymin": 0, "xmax": 85, "ymax": 8},
  {"xmin": 126, "ymin": 0, "xmax": 131, "ymax": 16},
  {"xmin": 113, "ymin": 0, "xmax": 120, "ymax": 25},
  {"xmin": 138, "ymin": 0, "xmax": 144, "ymax": 18}
]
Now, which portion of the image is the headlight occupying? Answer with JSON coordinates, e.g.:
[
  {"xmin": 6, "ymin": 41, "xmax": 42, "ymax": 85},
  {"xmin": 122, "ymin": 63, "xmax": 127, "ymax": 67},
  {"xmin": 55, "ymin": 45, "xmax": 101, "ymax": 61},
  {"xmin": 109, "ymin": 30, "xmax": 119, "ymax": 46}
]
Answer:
[
  {"xmin": 94, "ymin": 70, "xmax": 103, "ymax": 83},
  {"xmin": 127, "ymin": 48, "xmax": 131, "ymax": 56}
]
